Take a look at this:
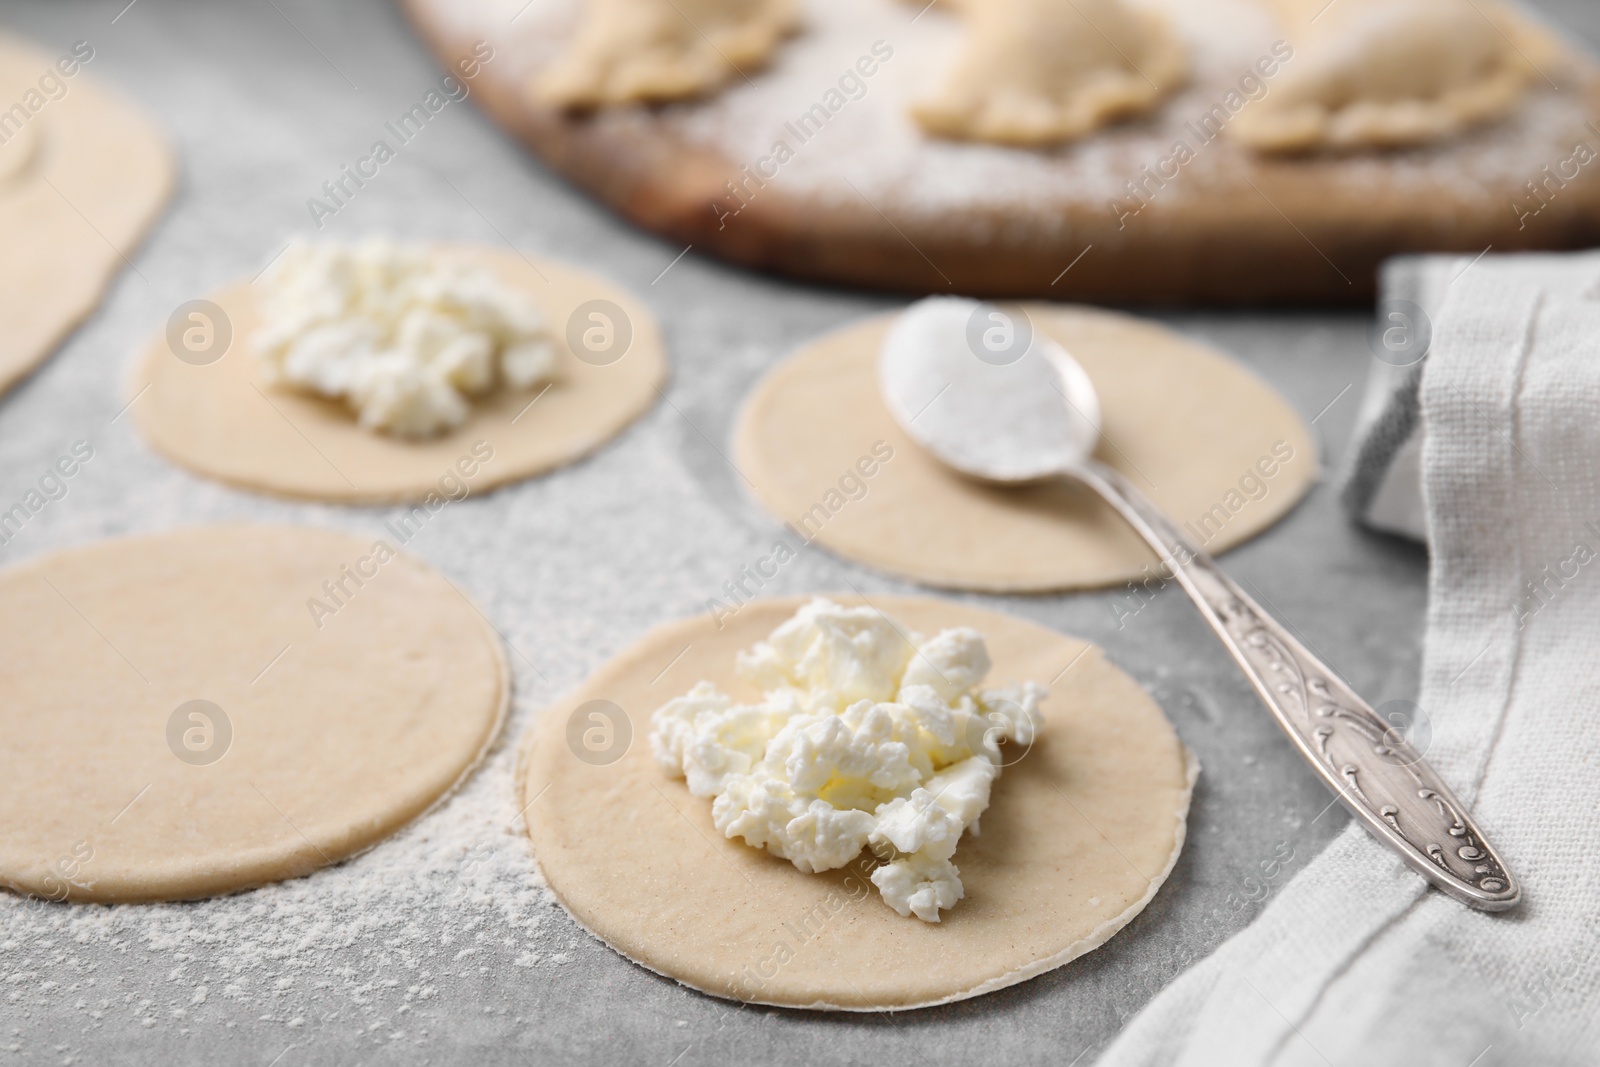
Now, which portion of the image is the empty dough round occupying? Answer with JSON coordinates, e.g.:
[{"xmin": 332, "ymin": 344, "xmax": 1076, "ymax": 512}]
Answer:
[
  {"xmin": 734, "ymin": 306, "xmax": 1317, "ymax": 592},
  {"xmin": 0, "ymin": 32, "xmax": 173, "ymax": 397},
  {"xmin": 520, "ymin": 596, "xmax": 1195, "ymax": 1010},
  {"xmin": 130, "ymin": 246, "xmax": 666, "ymax": 504},
  {"xmin": 0, "ymin": 524, "xmax": 507, "ymax": 904}
]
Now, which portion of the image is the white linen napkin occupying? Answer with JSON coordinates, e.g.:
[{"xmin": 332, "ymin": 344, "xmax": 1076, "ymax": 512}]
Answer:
[{"xmin": 1098, "ymin": 252, "xmax": 1600, "ymax": 1066}]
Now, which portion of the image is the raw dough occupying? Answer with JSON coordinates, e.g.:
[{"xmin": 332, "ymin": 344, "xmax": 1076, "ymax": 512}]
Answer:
[
  {"xmin": 0, "ymin": 525, "xmax": 507, "ymax": 904},
  {"xmin": 130, "ymin": 246, "xmax": 667, "ymax": 504},
  {"xmin": 534, "ymin": 0, "xmax": 798, "ymax": 108},
  {"xmin": 733, "ymin": 305, "xmax": 1318, "ymax": 592},
  {"xmin": 0, "ymin": 33, "xmax": 173, "ymax": 398},
  {"xmin": 1233, "ymin": 0, "xmax": 1552, "ymax": 152},
  {"xmin": 0, "ymin": 119, "xmax": 38, "ymax": 183},
  {"xmin": 913, "ymin": 0, "xmax": 1186, "ymax": 144},
  {"xmin": 520, "ymin": 596, "xmax": 1195, "ymax": 1010}
]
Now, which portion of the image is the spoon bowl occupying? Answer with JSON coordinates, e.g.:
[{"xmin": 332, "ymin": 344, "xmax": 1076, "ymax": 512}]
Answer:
[{"xmin": 878, "ymin": 296, "xmax": 1099, "ymax": 485}]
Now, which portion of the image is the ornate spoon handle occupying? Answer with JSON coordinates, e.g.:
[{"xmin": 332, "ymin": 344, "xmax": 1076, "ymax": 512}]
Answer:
[{"xmin": 1072, "ymin": 459, "xmax": 1519, "ymax": 912}]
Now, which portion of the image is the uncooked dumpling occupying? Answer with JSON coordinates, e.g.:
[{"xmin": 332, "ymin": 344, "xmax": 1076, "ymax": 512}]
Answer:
[
  {"xmin": 913, "ymin": 0, "xmax": 1186, "ymax": 145},
  {"xmin": 1232, "ymin": 0, "xmax": 1553, "ymax": 152},
  {"xmin": 535, "ymin": 0, "xmax": 797, "ymax": 108}
]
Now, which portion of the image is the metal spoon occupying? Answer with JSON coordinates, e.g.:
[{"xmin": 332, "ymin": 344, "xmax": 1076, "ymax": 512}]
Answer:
[{"xmin": 879, "ymin": 297, "xmax": 1519, "ymax": 912}]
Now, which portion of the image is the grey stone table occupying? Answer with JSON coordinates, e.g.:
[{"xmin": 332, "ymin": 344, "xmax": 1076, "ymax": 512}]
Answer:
[{"xmin": 0, "ymin": 1, "xmax": 1593, "ymax": 1064}]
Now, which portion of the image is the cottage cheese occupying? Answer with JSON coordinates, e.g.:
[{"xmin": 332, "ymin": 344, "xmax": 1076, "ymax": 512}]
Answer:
[
  {"xmin": 650, "ymin": 598, "xmax": 1045, "ymax": 922},
  {"xmin": 254, "ymin": 239, "xmax": 556, "ymax": 438}
]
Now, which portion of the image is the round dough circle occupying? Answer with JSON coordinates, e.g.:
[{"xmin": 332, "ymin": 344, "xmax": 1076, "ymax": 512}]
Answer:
[
  {"xmin": 0, "ymin": 32, "xmax": 173, "ymax": 398},
  {"xmin": 0, "ymin": 524, "xmax": 508, "ymax": 903},
  {"xmin": 520, "ymin": 596, "xmax": 1195, "ymax": 1011},
  {"xmin": 131, "ymin": 247, "xmax": 667, "ymax": 504},
  {"xmin": 734, "ymin": 306, "xmax": 1317, "ymax": 592}
]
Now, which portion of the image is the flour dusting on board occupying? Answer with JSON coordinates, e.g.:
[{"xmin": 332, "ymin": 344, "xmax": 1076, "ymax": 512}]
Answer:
[{"xmin": 468, "ymin": 0, "xmax": 1597, "ymax": 230}]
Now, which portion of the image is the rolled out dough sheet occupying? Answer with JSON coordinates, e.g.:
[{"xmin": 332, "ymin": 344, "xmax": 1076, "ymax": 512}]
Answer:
[
  {"xmin": 0, "ymin": 524, "xmax": 508, "ymax": 903},
  {"xmin": 734, "ymin": 305, "xmax": 1318, "ymax": 591},
  {"xmin": 0, "ymin": 32, "xmax": 173, "ymax": 397}
]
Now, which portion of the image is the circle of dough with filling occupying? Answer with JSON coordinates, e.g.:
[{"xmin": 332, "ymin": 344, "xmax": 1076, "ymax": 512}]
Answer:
[
  {"xmin": 0, "ymin": 32, "xmax": 174, "ymax": 397},
  {"xmin": 520, "ymin": 596, "xmax": 1195, "ymax": 1011},
  {"xmin": 130, "ymin": 247, "xmax": 667, "ymax": 504},
  {"xmin": 734, "ymin": 306, "xmax": 1317, "ymax": 592},
  {"xmin": 0, "ymin": 524, "xmax": 507, "ymax": 904}
]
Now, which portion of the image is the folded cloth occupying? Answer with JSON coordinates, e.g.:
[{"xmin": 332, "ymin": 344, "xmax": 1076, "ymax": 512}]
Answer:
[
  {"xmin": 1342, "ymin": 253, "xmax": 1600, "ymax": 540},
  {"xmin": 1098, "ymin": 252, "xmax": 1600, "ymax": 1067}
]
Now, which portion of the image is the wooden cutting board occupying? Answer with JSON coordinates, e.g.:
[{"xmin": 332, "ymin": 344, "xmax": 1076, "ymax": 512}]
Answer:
[{"xmin": 402, "ymin": 0, "xmax": 1600, "ymax": 305}]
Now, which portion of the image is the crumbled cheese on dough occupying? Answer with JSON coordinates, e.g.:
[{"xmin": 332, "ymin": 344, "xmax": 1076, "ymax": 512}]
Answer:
[
  {"xmin": 650, "ymin": 598, "xmax": 1045, "ymax": 922},
  {"xmin": 254, "ymin": 239, "xmax": 556, "ymax": 438}
]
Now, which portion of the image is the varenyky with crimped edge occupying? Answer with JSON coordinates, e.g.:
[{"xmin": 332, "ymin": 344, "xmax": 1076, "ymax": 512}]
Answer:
[{"xmin": 400, "ymin": 0, "xmax": 1600, "ymax": 305}]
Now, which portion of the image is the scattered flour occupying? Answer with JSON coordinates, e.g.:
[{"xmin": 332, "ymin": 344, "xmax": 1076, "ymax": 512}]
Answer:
[{"xmin": 0, "ymin": 737, "xmax": 558, "ymax": 1056}]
